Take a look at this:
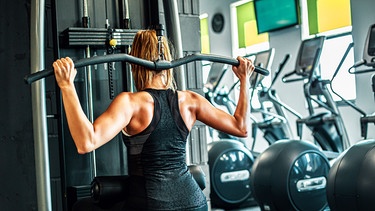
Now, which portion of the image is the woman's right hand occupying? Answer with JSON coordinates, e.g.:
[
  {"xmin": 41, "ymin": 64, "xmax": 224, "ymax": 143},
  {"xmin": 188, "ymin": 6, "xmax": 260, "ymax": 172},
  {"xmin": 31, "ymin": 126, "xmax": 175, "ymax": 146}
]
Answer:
[
  {"xmin": 232, "ymin": 56, "xmax": 254, "ymax": 81},
  {"xmin": 53, "ymin": 57, "xmax": 77, "ymax": 89}
]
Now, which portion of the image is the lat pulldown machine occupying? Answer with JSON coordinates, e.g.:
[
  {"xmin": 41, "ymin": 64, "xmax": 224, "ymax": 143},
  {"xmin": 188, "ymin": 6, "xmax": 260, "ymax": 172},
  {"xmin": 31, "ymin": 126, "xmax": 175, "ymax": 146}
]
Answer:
[
  {"xmin": 27, "ymin": 1, "xmax": 269, "ymax": 209},
  {"xmin": 25, "ymin": 26, "xmax": 270, "ymax": 210}
]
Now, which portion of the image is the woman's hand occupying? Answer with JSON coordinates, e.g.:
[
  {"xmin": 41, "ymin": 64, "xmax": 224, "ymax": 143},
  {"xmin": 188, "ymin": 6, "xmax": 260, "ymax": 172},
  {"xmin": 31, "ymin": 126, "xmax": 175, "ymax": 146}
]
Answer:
[
  {"xmin": 53, "ymin": 57, "xmax": 77, "ymax": 89},
  {"xmin": 232, "ymin": 56, "xmax": 255, "ymax": 81}
]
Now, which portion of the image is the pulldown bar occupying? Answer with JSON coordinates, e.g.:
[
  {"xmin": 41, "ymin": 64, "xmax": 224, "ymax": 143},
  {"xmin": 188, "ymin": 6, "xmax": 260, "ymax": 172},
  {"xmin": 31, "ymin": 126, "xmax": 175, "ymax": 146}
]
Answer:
[{"xmin": 24, "ymin": 53, "xmax": 270, "ymax": 84}]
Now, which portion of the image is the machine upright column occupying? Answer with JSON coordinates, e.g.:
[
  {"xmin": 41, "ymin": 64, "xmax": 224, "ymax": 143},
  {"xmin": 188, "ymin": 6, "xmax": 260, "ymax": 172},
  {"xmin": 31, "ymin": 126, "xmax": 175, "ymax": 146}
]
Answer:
[{"xmin": 30, "ymin": 0, "xmax": 52, "ymax": 210}]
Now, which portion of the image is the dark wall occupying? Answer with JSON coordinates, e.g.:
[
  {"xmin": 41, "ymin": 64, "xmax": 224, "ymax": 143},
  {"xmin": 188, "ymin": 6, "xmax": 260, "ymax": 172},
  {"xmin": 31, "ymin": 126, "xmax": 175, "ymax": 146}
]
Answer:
[
  {"xmin": 0, "ymin": 0, "xmax": 37, "ymax": 210},
  {"xmin": 0, "ymin": 0, "xmax": 202, "ymax": 210}
]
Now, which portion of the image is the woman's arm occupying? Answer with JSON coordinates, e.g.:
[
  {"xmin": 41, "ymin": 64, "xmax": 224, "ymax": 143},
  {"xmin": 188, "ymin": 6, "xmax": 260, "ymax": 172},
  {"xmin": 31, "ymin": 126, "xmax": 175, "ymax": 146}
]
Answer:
[
  {"xmin": 53, "ymin": 57, "xmax": 131, "ymax": 154},
  {"xmin": 194, "ymin": 57, "xmax": 254, "ymax": 137}
]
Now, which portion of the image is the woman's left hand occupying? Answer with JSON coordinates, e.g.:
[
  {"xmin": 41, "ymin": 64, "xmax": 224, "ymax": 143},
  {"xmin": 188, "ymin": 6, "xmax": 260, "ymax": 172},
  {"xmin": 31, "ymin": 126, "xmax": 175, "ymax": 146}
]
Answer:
[{"xmin": 53, "ymin": 57, "xmax": 77, "ymax": 89}]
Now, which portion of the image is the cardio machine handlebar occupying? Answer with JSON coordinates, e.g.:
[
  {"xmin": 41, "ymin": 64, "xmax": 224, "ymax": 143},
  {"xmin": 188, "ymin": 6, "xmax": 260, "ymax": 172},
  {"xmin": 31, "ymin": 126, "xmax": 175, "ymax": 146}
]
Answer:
[
  {"xmin": 24, "ymin": 53, "xmax": 270, "ymax": 84},
  {"xmin": 267, "ymin": 54, "xmax": 290, "ymax": 91}
]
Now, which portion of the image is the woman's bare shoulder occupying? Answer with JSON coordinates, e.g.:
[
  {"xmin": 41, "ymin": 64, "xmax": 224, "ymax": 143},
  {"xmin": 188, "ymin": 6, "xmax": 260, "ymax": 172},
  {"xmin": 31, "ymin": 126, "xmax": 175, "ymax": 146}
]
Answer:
[
  {"xmin": 177, "ymin": 90, "xmax": 203, "ymax": 99},
  {"xmin": 176, "ymin": 90, "xmax": 208, "ymax": 109},
  {"xmin": 117, "ymin": 91, "xmax": 152, "ymax": 99},
  {"xmin": 113, "ymin": 91, "xmax": 153, "ymax": 105}
]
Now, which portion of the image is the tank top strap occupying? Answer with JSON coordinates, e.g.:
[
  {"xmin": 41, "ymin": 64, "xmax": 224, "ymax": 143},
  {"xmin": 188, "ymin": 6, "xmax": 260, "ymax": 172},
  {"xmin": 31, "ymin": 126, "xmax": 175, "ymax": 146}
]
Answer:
[
  {"xmin": 139, "ymin": 88, "xmax": 189, "ymax": 139},
  {"xmin": 165, "ymin": 89, "xmax": 189, "ymax": 139}
]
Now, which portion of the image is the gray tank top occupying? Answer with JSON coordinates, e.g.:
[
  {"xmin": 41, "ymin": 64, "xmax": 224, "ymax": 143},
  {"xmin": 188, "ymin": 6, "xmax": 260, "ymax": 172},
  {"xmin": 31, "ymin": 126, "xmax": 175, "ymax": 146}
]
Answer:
[{"xmin": 122, "ymin": 89, "xmax": 207, "ymax": 210}]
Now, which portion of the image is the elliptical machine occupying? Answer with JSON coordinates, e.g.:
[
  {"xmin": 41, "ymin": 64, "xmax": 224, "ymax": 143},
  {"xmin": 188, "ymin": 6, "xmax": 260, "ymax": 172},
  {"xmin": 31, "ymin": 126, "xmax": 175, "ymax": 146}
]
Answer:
[
  {"xmin": 204, "ymin": 61, "xmax": 257, "ymax": 209},
  {"xmin": 250, "ymin": 36, "xmax": 332, "ymax": 211},
  {"xmin": 249, "ymin": 50, "xmax": 303, "ymax": 149},
  {"xmin": 326, "ymin": 23, "xmax": 375, "ymax": 211},
  {"xmin": 281, "ymin": 36, "xmax": 349, "ymax": 155}
]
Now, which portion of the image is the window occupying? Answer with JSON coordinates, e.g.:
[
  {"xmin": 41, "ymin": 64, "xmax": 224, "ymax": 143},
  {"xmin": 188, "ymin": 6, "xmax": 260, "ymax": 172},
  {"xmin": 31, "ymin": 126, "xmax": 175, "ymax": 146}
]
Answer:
[
  {"xmin": 200, "ymin": 13, "xmax": 211, "ymax": 84},
  {"xmin": 304, "ymin": 0, "xmax": 352, "ymax": 36},
  {"xmin": 230, "ymin": 0, "xmax": 269, "ymax": 56},
  {"xmin": 200, "ymin": 13, "xmax": 210, "ymax": 54},
  {"xmin": 320, "ymin": 34, "xmax": 356, "ymax": 101},
  {"xmin": 301, "ymin": 0, "xmax": 355, "ymax": 101},
  {"xmin": 230, "ymin": 0, "xmax": 273, "ymax": 110}
]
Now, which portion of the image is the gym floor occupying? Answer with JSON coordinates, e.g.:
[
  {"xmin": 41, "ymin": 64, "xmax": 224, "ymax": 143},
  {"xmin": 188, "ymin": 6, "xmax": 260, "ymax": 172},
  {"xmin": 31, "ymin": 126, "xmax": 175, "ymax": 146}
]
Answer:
[{"xmin": 211, "ymin": 206, "xmax": 260, "ymax": 211}]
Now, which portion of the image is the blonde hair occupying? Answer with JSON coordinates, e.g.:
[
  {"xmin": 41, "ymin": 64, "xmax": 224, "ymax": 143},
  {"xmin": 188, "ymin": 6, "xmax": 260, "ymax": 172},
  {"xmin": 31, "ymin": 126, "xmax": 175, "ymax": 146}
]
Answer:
[{"xmin": 129, "ymin": 30, "xmax": 176, "ymax": 91}]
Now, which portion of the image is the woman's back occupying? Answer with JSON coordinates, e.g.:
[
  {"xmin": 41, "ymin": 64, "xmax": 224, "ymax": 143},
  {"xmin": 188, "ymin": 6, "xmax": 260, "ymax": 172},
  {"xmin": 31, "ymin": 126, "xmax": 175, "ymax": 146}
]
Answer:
[{"xmin": 123, "ymin": 89, "xmax": 207, "ymax": 210}]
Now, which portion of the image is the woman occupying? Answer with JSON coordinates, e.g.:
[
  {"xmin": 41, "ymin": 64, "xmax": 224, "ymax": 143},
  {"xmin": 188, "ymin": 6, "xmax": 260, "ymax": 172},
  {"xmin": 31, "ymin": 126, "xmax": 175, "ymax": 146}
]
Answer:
[{"xmin": 53, "ymin": 30, "xmax": 254, "ymax": 210}]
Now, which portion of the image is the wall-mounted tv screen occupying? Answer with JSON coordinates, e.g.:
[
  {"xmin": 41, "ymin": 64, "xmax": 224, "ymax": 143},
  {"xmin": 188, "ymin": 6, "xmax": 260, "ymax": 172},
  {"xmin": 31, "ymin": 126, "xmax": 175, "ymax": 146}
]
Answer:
[{"xmin": 254, "ymin": 0, "xmax": 299, "ymax": 34}]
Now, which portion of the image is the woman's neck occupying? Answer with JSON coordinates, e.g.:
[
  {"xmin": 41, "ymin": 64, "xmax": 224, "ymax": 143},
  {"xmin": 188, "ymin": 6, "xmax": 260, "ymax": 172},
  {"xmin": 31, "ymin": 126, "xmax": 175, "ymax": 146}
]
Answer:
[{"xmin": 144, "ymin": 74, "xmax": 168, "ymax": 90}]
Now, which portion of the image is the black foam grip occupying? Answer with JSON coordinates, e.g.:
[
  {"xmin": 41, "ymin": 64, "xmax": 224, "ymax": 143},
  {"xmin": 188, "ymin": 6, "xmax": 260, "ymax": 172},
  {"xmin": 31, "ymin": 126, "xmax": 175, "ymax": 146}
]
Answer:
[
  {"xmin": 91, "ymin": 175, "xmax": 129, "ymax": 208},
  {"xmin": 90, "ymin": 165, "xmax": 206, "ymax": 208}
]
